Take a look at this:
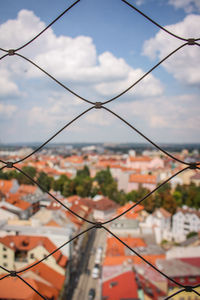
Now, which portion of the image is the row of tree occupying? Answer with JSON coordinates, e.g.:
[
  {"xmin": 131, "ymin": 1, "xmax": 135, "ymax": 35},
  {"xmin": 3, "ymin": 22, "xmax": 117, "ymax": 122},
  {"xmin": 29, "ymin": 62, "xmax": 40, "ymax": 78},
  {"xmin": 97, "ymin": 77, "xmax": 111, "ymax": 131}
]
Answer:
[{"xmin": 0, "ymin": 166, "xmax": 199, "ymax": 214}]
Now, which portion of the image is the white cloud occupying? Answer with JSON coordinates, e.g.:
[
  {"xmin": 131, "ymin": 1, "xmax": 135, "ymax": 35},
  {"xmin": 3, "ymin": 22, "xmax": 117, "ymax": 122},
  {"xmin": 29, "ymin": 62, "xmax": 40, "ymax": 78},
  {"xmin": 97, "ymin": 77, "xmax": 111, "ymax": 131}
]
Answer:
[
  {"xmin": 0, "ymin": 103, "xmax": 17, "ymax": 118},
  {"xmin": 95, "ymin": 68, "xmax": 163, "ymax": 97},
  {"xmin": 0, "ymin": 9, "xmax": 163, "ymax": 99},
  {"xmin": 85, "ymin": 110, "xmax": 112, "ymax": 126},
  {"xmin": 169, "ymin": 0, "xmax": 200, "ymax": 13},
  {"xmin": 115, "ymin": 94, "xmax": 200, "ymax": 132},
  {"xmin": 143, "ymin": 14, "xmax": 200, "ymax": 86},
  {"xmin": 0, "ymin": 69, "xmax": 21, "ymax": 97},
  {"xmin": 135, "ymin": 0, "xmax": 145, "ymax": 6}
]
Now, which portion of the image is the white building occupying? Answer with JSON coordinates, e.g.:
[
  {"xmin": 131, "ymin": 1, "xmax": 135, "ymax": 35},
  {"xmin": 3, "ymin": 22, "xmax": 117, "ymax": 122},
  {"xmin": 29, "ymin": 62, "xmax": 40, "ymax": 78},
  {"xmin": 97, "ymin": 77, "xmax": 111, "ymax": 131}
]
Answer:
[
  {"xmin": 140, "ymin": 208, "xmax": 172, "ymax": 243},
  {"xmin": 172, "ymin": 207, "xmax": 200, "ymax": 242}
]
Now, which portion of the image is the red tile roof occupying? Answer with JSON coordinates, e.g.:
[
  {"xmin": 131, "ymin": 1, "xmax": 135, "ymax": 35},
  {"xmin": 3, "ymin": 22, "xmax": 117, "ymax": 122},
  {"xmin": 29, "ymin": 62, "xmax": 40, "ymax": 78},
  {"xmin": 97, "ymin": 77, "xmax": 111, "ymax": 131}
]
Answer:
[
  {"xmin": 116, "ymin": 202, "xmax": 144, "ymax": 218},
  {"xmin": 103, "ymin": 254, "xmax": 165, "ymax": 266},
  {"xmin": 18, "ymin": 185, "xmax": 37, "ymax": 195},
  {"xmin": 102, "ymin": 270, "xmax": 138, "ymax": 300},
  {"xmin": 129, "ymin": 156, "xmax": 151, "ymax": 162},
  {"xmin": 129, "ymin": 173, "xmax": 157, "ymax": 184},
  {"xmin": 94, "ymin": 197, "xmax": 118, "ymax": 211},
  {"xmin": 0, "ymin": 276, "xmax": 40, "ymax": 300},
  {"xmin": 0, "ymin": 179, "xmax": 14, "ymax": 194},
  {"xmin": 65, "ymin": 155, "xmax": 84, "ymax": 164},
  {"xmin": 6, "ymin": 195, "xmax": 31, "ymax": 210},
  {"xmin": 106, "ymin": 237, "xmax": 146, "ymax": 256},
  {"xmin": 179, "ymin": 257, "xmax": 200, "ymax": 268},
  {"xmin": 26, "ymin": 261, "xmax": 65, "ymax": 291},
  {"xmin": 67, "ymin": 195, "xmax": 80, "ymax": 203}
]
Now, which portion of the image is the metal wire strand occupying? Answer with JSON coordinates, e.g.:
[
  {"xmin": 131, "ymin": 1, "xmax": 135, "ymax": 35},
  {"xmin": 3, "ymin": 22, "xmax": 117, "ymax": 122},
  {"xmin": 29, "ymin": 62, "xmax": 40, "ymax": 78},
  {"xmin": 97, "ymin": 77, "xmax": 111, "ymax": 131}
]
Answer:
[
  {"xmin": 0, "ymin": 1, "xmax": 200, "ymax": 299},
  {"xmin": 0, "ymin": 165, "xmax": 7, "ymax": 171},
  {"xmin": 121, "ymin": 0, "xmax": 200, "ymax": 42},
  {"xmin": 1, "ymin": 43, "xmax": 191, "ymax": 109},
  {"xmin": 0, "ymin": 53, "xmax": 9, "ymax": 61},
  {"xmin": 164, "ymin": 288, "xmax": 190, "ymax": 300},
  {"xmin": 193, "ymin": 289, "xmax": 200, "ymax": 296},
  {"xmin": 14, "ymin": 106, "xmax": 94, "ymax": 164},
  {"xmin": 102, "ymin": 43, "xmax": 189, "ymax": 105},
  {"xmin": 102, "ymin": 106, "xmax": 200, "ymax": 166},
  {"xmin": 0, "ymin": 273, "xmax": 11, "ymax": 281},
  {"xmin": 17, "ymin": 224, "xmax": 95, "ymax": 274},
  {"xmin": 0, "ymin": 48, "xmax": 8, "ymax": 53},
  {"xmin": 102, "ymin": 166, "xmax": 190, "ymax": 225},
  {"xmin": 0, "ymin": 265, "xmax": 10, "ymax": 273},
  {"xmin": 0, "ymin": 106, "xmax": 94, "ymax": 166},
  {"xmin": 15, "ymin": 53, "xmax": 94, "ymax": 105},
  {"xmin": 13, "ymin": 165, "xmax": 96, "ymax": 225},
  {"xmin": 16, "ymin": 275, "xmax": 46, "ymax": 300},
  {"xmin": 103, "ymin": 226, "xmax": 185, "ymax": 288},
  {"xmin": 12, "ymin": 0, "xmax": 81, "ymax": 52}
]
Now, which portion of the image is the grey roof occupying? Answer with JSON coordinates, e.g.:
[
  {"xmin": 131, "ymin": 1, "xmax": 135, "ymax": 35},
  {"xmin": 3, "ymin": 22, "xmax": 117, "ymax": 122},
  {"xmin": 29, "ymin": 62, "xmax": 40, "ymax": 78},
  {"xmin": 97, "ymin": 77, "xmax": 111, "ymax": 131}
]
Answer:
[
  {"xmin": 180, "ymin": 235, "xmax": 199, "ymax": 247},
  {"xmin": 156, "ymin": 258, "xmax": 200, "ymax": 277},
  {"xmin": 125, "ymin": 244, "xmax": 165, "ymax": 256},
  {"xmin": 110, "ymin": 218, "xmax": 139, "ymax": 229}
]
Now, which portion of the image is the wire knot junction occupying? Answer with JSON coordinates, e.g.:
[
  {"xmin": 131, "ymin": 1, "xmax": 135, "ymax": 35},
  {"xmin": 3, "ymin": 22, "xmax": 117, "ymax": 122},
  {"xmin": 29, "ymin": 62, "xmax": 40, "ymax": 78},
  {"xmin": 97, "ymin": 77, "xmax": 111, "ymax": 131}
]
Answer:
[
  {"xmin": 8, "ymin": 49, "xmax": 15, "ymax": 56},
  {"xmin": 94, "ymin": 102, "xmax": 103, "ymax": 109},
  {"xmin": 95, "ymin": 222, "xmax": 102, "ymax": 228},
  {"xmin": 187, "ymin": 38, "xmax": 195, "ymax": 45},
  {"xmin": 6, "ymin": 162, "xmax": 14, "ymax": 168},
  {"xmin": 10, "ymin": 271, "xmax": 17, "ymax": 277},
  {"xmin": 185, "ymin": 286, "xmax": 193, "ymax": 292},
  {"xmin": 189, "ymin": 163, "xmax": 197, "ymax": 169}
]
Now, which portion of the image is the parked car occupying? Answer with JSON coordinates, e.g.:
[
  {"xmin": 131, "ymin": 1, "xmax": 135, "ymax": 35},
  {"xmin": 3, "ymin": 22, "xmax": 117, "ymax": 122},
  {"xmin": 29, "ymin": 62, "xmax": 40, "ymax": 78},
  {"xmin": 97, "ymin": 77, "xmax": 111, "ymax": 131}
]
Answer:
[
  {"xmin": 92, "ymin": 263, "xmax": 100, "ymax": 279},
  {"xmin": 97, "ymin": 246, "xmax": 103, "ymax": 254},
  {"xmin": 88, "ymin": 288, "xmax": 95, "ymax": 300},
  {"xmin": 94, "ymin": 251, "xmax": 101, "ymax": 264}
]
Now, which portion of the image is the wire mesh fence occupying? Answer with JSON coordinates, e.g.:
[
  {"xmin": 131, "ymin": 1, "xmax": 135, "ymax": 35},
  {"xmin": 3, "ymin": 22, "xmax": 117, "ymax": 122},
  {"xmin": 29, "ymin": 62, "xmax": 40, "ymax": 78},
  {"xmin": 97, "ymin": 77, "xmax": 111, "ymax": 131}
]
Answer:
[{"xmin": 0, "ymin": 0, "xmax": 200, "ymax": 299}]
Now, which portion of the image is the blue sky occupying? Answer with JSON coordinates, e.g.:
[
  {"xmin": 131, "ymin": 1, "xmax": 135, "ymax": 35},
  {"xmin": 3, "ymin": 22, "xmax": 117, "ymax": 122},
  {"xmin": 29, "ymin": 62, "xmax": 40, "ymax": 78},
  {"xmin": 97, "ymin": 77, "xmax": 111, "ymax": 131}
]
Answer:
[{"xmin": 0, "ymin": 0, "xmax": 200, "ymax": 145}]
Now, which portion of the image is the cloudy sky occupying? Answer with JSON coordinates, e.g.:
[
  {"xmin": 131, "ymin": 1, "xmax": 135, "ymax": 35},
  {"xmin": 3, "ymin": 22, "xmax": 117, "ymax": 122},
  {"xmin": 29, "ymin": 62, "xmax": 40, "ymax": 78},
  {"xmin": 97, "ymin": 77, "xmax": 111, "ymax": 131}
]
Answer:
[{"xmin": 0, "ymin": 0, "xmax": 199, "ymax": 145}]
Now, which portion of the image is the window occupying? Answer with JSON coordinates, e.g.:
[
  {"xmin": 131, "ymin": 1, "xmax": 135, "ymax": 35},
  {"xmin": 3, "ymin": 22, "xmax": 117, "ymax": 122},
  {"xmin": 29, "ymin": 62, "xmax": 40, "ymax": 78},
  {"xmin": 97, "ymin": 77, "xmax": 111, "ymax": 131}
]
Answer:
[
  {"xmin": 3, "ymin": 247, "xmax": 7, "ymax": 251},
  {"xmin": 30, "ymin": 253, "xmax": 34, "ymax": 259},
  {"xmin": 3, "ymin": 254, "xmax": 7, "ymax": 259},
  {"xmin": 3, "ymin": 263, "xmax": 7, "ymax": 267}
]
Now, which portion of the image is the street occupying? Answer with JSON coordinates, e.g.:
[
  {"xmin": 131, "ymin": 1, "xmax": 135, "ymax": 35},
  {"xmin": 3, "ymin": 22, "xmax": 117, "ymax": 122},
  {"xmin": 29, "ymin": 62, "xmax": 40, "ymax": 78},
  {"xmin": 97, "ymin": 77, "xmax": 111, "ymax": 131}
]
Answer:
[{"xmin": 71, "ymin": 227, "xmax": 106, "ymax": 300}]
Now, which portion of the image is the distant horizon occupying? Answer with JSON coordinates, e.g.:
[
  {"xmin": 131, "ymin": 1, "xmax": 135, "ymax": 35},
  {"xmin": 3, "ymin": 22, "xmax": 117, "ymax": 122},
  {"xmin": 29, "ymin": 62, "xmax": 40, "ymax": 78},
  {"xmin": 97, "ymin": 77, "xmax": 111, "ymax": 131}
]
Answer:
[{"xmin": 1, "ymin": 141, "xmax": 200, "ymax": 150}]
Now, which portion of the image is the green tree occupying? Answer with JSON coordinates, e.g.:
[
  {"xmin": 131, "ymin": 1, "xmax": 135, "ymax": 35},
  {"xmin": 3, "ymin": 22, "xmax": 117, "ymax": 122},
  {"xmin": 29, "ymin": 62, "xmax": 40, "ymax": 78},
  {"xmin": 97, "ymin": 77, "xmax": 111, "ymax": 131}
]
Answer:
[
  {"xmin": 52, "ymin": 174, "xmax": 69, "ymax": 193},
  {"xmin": 163, "ymin": 193, "xmax": 177, "ymax": 214},
  {"xmin": 62, "ymin": 180, "xmax": 76, "ymax": 197},
  {"xmin": 186, "ymin": 231, "xmax": 198, "ymax": 239},
  {"xmin": 16, "ymin": 166, "xmax": 37, "ymax": 185},
  {"xmin": 76, "ymin": 166, "xmax": 90, "ymax": 178},
  {"xmin": 173, "ymin": 190, "xmax": 182, "ymax": 207},
  {"xmin": 143, "ymin": 194, "xmax": 156, "ymax": 213},
  {"xmin": 95, "ymin": 168, "xmax": 114, "ymax": 186},
  {"xmin": 126, "ymin": 190, "xmax": 138, "ymax": 203},
  {"xmin": 37, "ymin": 172, "xmax": 53, "ymax": 192},
  {"xmin": 75, "ymin": 176, "xmax": 93, "ymax": 197},
  {"xmin": 94, "ymin": 168, "xmax": 119, "ymax": 201}
]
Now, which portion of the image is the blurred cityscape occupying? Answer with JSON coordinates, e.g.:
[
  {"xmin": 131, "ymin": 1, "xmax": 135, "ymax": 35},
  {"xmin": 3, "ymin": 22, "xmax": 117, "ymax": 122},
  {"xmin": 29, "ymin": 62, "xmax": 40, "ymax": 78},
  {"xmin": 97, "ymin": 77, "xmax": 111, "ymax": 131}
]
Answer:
[{"xmin": 0, "ymin": 143, "xmax": 200, "ymax": 300}]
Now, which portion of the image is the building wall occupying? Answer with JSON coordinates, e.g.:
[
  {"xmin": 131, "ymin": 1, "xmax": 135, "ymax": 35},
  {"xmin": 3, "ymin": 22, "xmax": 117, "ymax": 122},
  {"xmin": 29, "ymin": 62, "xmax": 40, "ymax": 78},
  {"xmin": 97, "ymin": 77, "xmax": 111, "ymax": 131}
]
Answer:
[
  {"xmin": 0, "ymin": 243, "xmax": 14, "ymax": 273},
  {"xmin": 172, "ymin": 211, "xmax": 200, "ymax": 241},
  {"xmin": 93, "ymin": 209, "xmax": 116, "ymax": 222},
  {"xmin": 166, "ymin": 246, "xmax": 200, "ymax": 259},
  {"xmin": 29, "ymin": 245, "xmax": 65, "ymax": 275}
]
